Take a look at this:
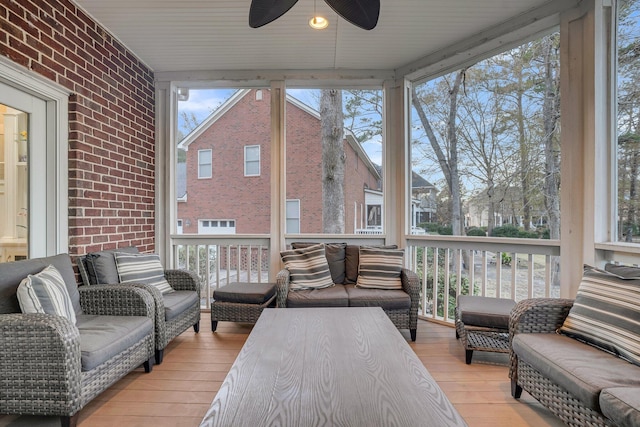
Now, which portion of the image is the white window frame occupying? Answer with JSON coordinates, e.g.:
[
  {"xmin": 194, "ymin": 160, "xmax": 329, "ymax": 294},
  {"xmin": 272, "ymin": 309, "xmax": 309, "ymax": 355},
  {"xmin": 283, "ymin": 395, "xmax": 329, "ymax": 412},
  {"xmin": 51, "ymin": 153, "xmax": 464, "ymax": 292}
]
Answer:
[
  {"xmin": 244, "ymin": 145, "xmax": 260, "ymax": 176},
  {"xmin": 286, "ymin": 199, "xmax": 300, "ymax": 234},
  {"xmin": 198, "ymin": 149, "xmax": 212, "ymax": 179}
]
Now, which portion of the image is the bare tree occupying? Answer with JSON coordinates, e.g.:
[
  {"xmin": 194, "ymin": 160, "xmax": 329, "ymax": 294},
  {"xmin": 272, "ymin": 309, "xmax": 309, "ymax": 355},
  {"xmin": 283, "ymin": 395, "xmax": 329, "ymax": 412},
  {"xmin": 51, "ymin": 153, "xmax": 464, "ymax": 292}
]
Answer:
[
  {"xmin": 321, "ymin": 89, "xmax": 346, "ymax": 233},
  {"xmin": 412, "ymin": 69, "xmax": 467, "ymax": 236}
]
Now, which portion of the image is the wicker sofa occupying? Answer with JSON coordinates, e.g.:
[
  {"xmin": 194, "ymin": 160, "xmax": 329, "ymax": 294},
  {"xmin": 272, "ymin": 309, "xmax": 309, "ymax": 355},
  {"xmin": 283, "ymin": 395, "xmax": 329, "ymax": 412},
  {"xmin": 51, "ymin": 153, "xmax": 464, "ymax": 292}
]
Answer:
[
  {"xmin": 510, "ymin": 266, "xmax": 640, "ymax": 427},
  {"xmin": 77, "ymin": 247, "xmax": 201, "ymax": 364},
  {"xmin": 0, "ymin": 254, "xmax": 155, "ymax": 427},
  {"xmin": 276, "ymin": 243, "xmax": 420, "ymax": 341}
]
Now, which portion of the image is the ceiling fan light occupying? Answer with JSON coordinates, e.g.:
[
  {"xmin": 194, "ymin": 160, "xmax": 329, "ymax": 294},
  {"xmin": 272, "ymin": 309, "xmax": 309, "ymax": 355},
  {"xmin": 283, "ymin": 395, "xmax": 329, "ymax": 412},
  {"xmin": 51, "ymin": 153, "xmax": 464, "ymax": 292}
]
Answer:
[{"xmin": 309, "ymin": 16, "xmax": 329, "ymax": 30}]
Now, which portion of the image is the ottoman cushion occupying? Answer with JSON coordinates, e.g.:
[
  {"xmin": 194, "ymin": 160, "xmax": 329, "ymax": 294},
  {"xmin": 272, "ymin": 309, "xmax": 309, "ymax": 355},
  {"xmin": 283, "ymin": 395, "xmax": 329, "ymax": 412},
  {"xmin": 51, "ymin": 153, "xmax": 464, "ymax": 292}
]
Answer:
[
  {"xmin": 457, "ymin": 295, "xmax": 515, "ymax": 329},
  {"xmin": 600, "ymin": 387, "xmax": 640, "ymax": 427},
  {"xmin": 213, "ymin": 282, "xmax": 276, "ymax": 304}
]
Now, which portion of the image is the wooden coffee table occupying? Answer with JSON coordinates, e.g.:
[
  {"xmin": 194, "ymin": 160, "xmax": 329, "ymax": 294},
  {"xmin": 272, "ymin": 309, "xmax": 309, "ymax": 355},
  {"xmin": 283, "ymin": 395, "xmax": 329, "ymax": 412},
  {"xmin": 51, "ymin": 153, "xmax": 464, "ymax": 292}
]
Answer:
[{"xmin": 200, "ymin": 307, "xmax": 467, "ymax": 427}]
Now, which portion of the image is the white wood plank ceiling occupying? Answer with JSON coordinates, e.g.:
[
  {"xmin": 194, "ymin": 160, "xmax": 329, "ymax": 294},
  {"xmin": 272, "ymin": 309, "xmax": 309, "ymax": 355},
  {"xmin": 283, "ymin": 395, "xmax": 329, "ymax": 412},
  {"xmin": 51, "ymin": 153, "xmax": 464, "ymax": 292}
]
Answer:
[{"xmin": 73, "ymin": 0, "xmax": 579, "ymax": 76}]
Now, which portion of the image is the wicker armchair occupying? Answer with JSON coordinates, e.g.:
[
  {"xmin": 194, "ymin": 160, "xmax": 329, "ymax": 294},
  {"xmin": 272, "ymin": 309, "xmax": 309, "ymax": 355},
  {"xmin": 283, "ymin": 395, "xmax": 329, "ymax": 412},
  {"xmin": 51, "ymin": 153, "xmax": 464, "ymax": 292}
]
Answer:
[
  {"xmin": 508, "ymin": 298, "xmax": 618, "ymax": 427},
  {"xmin": 0, "ymin": 254, "xmax": 155, "ymax": 427},
  {"xmin": 77, "ymin": 249, "xmax": 201, "ymax": 364}
]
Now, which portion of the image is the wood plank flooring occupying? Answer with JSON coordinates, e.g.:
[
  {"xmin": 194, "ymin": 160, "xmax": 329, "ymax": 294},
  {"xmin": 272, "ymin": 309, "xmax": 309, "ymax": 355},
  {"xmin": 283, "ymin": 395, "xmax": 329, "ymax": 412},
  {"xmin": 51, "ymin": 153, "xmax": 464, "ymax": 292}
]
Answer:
[{"xmin": 0, "ymin": 314, "xmax": 566, "ymax": 427}]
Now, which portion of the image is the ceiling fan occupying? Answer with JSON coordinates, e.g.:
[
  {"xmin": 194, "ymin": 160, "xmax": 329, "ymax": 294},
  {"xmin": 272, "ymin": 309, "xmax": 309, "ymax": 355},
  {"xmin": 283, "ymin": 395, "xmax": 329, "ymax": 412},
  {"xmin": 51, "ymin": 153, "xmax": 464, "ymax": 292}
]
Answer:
[{"xmin": 249, "ymin": 0, "xmax": 380, "ymax": 30}]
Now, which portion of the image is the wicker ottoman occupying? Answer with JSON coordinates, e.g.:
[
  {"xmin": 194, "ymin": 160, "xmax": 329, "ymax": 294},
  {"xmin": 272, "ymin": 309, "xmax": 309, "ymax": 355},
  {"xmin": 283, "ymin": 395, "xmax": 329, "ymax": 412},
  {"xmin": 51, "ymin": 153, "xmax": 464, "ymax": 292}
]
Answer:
[
  {"xmin": 211, "ymin": 282, "xmax": 276, "ymax": 331},
  {"xmin": 455, "ymin": 295, "xmax": 516, "ymax": 364}
]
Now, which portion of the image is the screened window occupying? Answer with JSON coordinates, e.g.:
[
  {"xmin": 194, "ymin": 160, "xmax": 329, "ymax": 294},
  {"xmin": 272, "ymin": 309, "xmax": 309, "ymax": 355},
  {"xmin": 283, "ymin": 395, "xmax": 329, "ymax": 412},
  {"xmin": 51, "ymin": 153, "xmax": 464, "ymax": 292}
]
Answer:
[
  {"xmin": 616, "ymin": 0, "xmax": 640, "ymax": 243},
  {"xmin": 410, "ymin": 33, "xmax": 560, "ymax": 241},
  {"xmin": 286, "ymin": 199, "xmax": 300, "ymax": 233},
  {"xmin": 176, "ymin": 88, "xmax": 271, "ymax": 235},
  {"xmin": 285, "ymin": 88, "xmax": 383, "ymax": 234},
  {"xmin": 245, "ymin": 145, "xmax": 260, "ymax": 176},
  {"xmin": 198, "ymin": 149, "xmax": 212, "ymax": 179}
]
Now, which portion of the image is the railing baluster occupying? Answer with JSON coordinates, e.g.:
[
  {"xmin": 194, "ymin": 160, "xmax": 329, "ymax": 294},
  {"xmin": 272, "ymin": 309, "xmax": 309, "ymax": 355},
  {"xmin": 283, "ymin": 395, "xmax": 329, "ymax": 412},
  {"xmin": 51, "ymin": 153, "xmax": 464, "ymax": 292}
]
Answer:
[
  {"xmin": 443, "ymin": 249, "xmax": 450, "ymax": 321},
  {"xmin": 432, "ymin": 248, "xmax": 439, "ymax": 319}
]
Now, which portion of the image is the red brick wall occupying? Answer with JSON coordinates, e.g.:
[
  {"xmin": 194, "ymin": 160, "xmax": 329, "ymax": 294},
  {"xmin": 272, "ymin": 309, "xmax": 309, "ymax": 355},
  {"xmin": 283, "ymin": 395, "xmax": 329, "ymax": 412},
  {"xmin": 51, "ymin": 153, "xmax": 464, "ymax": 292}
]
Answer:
[
  {"xmin": 178, "ymin": 89, "xmax": 379, "ymax": 234},
  {"xmin": 0, "ymin": 0, "xmax": 156, "ymax": 255}
]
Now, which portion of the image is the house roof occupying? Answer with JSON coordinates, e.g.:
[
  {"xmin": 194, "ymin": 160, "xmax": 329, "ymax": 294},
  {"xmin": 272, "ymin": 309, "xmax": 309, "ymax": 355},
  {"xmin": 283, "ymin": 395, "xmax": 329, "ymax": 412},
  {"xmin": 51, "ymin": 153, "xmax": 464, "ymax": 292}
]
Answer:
[{"xmin": 74, "ymin": 0, "xmax": 577, "ymax": 78}]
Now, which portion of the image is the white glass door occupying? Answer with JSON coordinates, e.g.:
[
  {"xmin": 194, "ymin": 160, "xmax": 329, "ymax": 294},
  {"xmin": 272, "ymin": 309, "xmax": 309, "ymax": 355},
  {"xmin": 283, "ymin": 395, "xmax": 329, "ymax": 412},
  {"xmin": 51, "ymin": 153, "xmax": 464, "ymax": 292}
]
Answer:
[{"xmin": 0, "ymin": 81, "xmax": 46, "ymax": 262}]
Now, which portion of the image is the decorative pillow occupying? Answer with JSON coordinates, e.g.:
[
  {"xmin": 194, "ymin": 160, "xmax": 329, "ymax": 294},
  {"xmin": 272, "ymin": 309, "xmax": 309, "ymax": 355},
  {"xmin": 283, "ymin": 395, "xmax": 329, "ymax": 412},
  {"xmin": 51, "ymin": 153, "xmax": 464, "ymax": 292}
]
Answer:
[
  {"xmin": 280, "ymin": 243, "xmax": 334, "ymax": 290},
  {"xmin": 17, "ymin": 264, "xmax": 77, "ymax": 324},
  {"xmin": 84, "ymin": 246, "xmax": 140, "ymax": 285},
  {"xmin": 291, "ymin": 242, "xmax": 347, "ymax": 284},
  {"xmin": 345, "ymin": 244, "xmax": 398, "ymax": 284},
  {"xmin": 356, "ymin": 247, "xmax": 404, "ymax": 290},
  {"xmin": 114, "ymin": 252, "xmax": 174, "ymax": 294},
  {"xmin": 559, "ymin": 265, "xmax": 640, "ymax": 366}
]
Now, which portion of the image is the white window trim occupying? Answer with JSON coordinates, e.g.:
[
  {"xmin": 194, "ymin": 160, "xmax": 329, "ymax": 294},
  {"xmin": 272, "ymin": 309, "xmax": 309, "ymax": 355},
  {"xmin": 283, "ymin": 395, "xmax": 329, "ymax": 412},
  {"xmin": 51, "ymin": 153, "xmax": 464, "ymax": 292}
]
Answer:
[
  {"xmin": 198, "ymin": 149, "xmax": 212, "ymax": 179},
  {"xmin": 244, "ymin": 145, "xmax": 260, "ymax": 176}
]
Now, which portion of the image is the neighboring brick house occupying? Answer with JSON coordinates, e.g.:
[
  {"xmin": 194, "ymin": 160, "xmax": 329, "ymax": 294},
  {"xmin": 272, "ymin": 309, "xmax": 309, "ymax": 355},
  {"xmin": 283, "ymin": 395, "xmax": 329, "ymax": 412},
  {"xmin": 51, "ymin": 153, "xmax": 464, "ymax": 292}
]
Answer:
[{"xmin": 177, "ymin": 89, "xmax": 382, "ymax": 234}]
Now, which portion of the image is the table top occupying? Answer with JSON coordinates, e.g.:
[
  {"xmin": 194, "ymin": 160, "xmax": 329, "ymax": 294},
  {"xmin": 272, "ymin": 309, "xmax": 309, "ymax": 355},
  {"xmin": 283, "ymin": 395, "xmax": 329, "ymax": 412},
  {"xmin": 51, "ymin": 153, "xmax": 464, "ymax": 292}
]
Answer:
[{"xmin": 200, "ymin": 307, "xmax": 467, "ymax": 427}]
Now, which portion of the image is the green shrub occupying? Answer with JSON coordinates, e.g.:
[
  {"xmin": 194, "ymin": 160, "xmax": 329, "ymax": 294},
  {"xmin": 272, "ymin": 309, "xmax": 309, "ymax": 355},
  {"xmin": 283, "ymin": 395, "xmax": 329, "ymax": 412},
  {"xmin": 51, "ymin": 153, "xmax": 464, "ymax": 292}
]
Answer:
[
  {"xmin": 466, "ymin": 227, "xmax": 486, "ymax": 237},
  {"xmin": 491, "ymin": 224, "xmax": 521, "ymax": 237},
  {"xmin": 438, "ymin": 225, "xmax": 453, "ymax": 235}
]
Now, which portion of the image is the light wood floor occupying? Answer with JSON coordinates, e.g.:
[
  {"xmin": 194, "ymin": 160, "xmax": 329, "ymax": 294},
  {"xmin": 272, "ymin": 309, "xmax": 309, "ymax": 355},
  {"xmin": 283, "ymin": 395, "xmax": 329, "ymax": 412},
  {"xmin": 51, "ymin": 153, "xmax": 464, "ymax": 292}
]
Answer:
[{"xmin": 1, "ymin": 314, "xmax": 566, "ymax": 427}]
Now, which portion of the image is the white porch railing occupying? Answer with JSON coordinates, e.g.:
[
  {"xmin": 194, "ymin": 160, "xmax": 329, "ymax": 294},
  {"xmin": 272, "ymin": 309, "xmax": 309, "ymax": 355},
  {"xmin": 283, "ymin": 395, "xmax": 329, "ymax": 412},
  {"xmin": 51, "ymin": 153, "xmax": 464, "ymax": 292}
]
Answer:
[
  {"xmin": 170, "ymin": 234, "xmax": 561, "ymax": 315},
  {"xmin": 406, "ymin": 236, "xmax": 561, "ymax": 324},
  {"xmin": 171, "ymin": 235, "xmax": 271, "ymax": 309}
]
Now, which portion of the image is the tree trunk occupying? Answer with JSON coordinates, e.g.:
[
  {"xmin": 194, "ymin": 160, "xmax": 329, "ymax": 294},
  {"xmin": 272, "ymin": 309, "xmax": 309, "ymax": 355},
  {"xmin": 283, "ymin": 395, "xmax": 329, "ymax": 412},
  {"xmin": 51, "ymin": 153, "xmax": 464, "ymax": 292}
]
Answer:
[
  {"xmin": 320, "ymin": 89, "xmax": 346, "ymax": 233},
  {"xmin": 448, "ymin": 71, "xmax": 465, "ymax": 236},
  {"xmin": 542, "ymin": 38, "xmax": 561, "ymax": 241}
]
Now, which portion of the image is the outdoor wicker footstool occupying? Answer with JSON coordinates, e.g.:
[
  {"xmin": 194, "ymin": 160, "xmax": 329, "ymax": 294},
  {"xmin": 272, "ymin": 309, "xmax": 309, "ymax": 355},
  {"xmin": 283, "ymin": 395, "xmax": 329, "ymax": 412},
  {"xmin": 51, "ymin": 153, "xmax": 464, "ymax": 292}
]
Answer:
[
  {"xmin": 455, "ymin": 295, "xmax": 516, "ymax": 364},
  {"xmin": 211, "ymin": 282, "xmax": 276, "ymax": 331}
]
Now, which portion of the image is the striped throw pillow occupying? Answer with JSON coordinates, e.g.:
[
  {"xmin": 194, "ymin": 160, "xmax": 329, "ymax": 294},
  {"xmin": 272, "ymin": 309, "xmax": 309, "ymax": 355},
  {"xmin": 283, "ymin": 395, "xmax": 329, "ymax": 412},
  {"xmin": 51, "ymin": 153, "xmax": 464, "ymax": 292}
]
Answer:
[
  {"xmin": 559, "ymin": 265, "xmax": 640, "ymax": 366},
  {"xmin": 17, "ymin": 264, "xmax": 77, "ymax": 324},
  {"xmin": 280, "ymin": 243, "xmax": 334, "ymax": 290},
  {"xmin": 114, "ymin": 252, "xmax": 175, "ymax": 294},
  {"xmin": 356, "ymin": 247, "xmax": 404, "ymax": 290}
]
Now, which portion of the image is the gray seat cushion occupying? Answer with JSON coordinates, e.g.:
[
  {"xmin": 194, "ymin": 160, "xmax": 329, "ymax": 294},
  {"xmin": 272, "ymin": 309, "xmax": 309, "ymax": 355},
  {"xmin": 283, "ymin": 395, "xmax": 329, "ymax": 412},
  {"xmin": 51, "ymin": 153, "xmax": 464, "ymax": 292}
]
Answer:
[
  {"xmin": 163, "ymin": 290, "xmax": 200, "ymax": 322},
  {"xmin": 83, "ymin": 246, "xmax": 139, "ymax": 285},
  {"xmin": 213, "ymin": 282, "xmax": 276, "ymax": 304},
  {"xmin": 345, "ymin": 284, "xmax": 411, "ymax": 310},
  {"xmin": 457, "ymin": 295, "xmax": 515, "ymax": 329},
  {"xmin": 286, "ymin": 285, "xmax": 349, "ymax": 308},
  {"xmin": 512, "ymin": 333, "xmax": 640, "ymax": 411},
  {"xmin": 76, "ymin": 314, "xmax": 153, "ymax": 371},
  {"xmin": 600, "ymin": 387, "xmax": 640, "ymax": 427},
  {"xmin": 0, "ymin": 253, "xmax": 82, "ymax": 316}
]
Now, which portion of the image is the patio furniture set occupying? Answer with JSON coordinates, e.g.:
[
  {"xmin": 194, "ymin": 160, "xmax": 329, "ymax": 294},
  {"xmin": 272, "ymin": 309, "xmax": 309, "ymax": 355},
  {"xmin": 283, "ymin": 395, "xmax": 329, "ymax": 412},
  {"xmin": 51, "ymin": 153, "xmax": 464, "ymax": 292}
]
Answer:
[{"xmin": 2, "ymin": 242, "xmax": 639, "ymax": 427}]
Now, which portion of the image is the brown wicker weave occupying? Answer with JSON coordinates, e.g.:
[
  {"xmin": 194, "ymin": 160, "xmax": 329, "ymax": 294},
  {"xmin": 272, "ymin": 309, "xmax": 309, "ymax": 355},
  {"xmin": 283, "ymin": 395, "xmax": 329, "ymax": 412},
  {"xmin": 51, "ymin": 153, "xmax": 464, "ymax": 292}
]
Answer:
[
  {"xmin": 276, "ymin": 266, "xmax": 420, "ymax": 341},
  {"xmin": 508, "ymin": 298, "xmax": 616, "ymax": 427},
  {"xmin": 454, "ymin": 306, "xmax": 510, "ymax": 364},
  {"xmin": 77, "ymin": 256, "xmax": 201, "ymax": 364},
  {"xmin": 0, "ymin": 283, "xmax": 155, "ymax": 427}
]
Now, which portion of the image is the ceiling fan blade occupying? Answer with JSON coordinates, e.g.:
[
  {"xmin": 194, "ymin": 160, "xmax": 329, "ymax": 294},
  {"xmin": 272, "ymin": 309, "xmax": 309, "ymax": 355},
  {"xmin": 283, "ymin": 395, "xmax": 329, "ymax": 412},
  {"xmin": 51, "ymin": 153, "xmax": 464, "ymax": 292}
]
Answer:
[
  {"xmin": 249, "ymin": 0, "xmax": 299, "ymax": 28},
  {"xmin": 324, "ymin": 0, "xmax": 380, "ymax": 30}
]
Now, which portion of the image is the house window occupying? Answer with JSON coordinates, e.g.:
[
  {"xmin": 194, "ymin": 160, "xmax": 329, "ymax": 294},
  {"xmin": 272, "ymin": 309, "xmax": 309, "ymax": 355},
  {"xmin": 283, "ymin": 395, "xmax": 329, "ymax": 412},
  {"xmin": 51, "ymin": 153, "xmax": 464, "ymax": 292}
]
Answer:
[
  {"xmin": 198, "ymin": 219, "xmax": 236, "ymax": 234},
  {"xmin": 177, "ymin": 219, "xmax": 183, "ymax": 234},
  {"xmin": 244, "ymin": 145, "xmax": 260, "ymax": 176},
  {"xmin": 616, "ymin": 0, "xmax": 640, "ymax": 243},
  {"xmin": 366, "ymin": 205, "xmax": 382, "ymax": 228},
  {"xmin": 198, "ymin": 149, "xmax": 212, "ymax": 179},
  {"xmin": 286, "ymin": 200, "xmax": 300, "ymax": 233}
]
